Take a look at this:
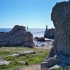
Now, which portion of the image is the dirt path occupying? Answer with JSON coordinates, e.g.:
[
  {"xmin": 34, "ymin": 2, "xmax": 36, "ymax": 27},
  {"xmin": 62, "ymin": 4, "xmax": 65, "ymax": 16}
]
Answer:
[{"xmin": 20, "ymin": 64, "xmax": 41, "ymax": 70}]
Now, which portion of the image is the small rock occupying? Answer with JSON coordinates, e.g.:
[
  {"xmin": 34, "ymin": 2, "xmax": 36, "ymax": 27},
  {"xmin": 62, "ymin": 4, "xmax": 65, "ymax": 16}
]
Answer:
[
  {"xmin": 34, "ymin": 37, "xmax": 46, "ymax": 42},
  {"xmin": 9, "ymin": 54, "xmax": 19, "ymax": 57},
  {"xmin": 25, "ymin": 61, "xmax": 29, "ymax": 65},
  {"xmin": 0, "ymin": 60, "xmax": 11, "ymax": 65},
  {"xmin": 19, "ymin": 50, "xmax": 35, "ymax": 56}
]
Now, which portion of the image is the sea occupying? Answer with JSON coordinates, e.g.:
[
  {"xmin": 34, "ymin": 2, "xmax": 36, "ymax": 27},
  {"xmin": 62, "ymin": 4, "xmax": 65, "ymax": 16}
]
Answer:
[
  {"xmin": 0, "ymin": 28, "xmax": 45, "ymax": 37},
  {"xmin": 0, "ymin": 28, "xmax": 46, "ymax": 46}
]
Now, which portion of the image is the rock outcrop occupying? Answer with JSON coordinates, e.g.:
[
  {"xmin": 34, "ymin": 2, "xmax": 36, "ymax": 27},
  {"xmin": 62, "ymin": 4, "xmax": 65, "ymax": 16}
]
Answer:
[
  {"xmin": 51, "ymin": 0, "xmax": 70, "ymax": 66},
  {"xmin": 0, "ymin": 25, "xmax": 34, "ymax": 47},
  {"xmin": 44, "ymin": 28, "xmax": 55, "ymax": 39},
  {"xmin": 41, "ymin": 0, "xmax": 70, "ymax": 70},
  {"xmin": 34, "ymin": 37, "xmax": 46, "ymax": 42}
]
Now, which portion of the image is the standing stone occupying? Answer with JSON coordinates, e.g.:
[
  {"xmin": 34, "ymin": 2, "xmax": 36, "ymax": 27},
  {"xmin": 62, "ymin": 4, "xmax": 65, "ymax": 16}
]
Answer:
[
  {"xmin": 41, "ymin": 0, "xmax": 70, "ymax": 70},
  {"xmin": 51, "ymin": 0, "xmax": 70, "ymax": 66}
]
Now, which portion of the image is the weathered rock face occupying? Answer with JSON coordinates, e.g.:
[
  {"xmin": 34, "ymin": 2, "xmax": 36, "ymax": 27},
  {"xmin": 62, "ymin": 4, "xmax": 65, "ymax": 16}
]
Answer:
[
  {"xmin": 51, "ymin": 1, "xmax": 70, "ymax": 65},
  {"xmin": 41, "ymin": 1, "xmax": 70, "ymax": 70},
  {"xmin": 0, "ymin": 25, "xmax": 34, "ymax": 47},
  {"xmin": 44, "ymin": 28, "xmax": 55, "ymax": 39}
]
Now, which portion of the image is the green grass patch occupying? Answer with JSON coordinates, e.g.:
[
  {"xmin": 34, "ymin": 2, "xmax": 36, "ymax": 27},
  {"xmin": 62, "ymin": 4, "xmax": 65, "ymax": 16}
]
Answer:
[
  {"xmin": 0, "ymin": 47, "xmax": 49, "ymax": 70},
  {"xmin": 0, "ymin": 61, "xmax": 23, "ymax": 70}
]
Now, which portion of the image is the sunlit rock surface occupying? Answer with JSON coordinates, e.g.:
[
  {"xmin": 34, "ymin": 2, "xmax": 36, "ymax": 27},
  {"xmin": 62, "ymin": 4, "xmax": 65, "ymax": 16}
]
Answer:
[
  {"xmin": 41, "ymin": 0, "xmax": 70, "ymax": 70},
  {"xmin": 0, "ymin": 25, "xmax": 34, "ymax": 47}
]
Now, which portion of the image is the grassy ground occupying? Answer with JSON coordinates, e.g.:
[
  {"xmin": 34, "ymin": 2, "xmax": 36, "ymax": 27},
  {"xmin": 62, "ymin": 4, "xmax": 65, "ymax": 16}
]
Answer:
[{"xmin": 0, "ymin": 47, "xmax": 49, "ymax": 70}]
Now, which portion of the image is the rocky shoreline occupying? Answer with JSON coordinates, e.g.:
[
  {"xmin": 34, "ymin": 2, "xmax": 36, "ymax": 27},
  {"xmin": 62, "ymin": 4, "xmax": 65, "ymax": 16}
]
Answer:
[{"xmin": 0, "ymin": 24, "xmax": 55, "ymax": 48}]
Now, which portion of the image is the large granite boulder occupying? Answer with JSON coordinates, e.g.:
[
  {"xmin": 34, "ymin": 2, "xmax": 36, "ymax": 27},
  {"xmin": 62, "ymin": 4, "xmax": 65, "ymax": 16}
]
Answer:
[
  {"xmin": 0, "ymin": 25, "xmax": 34, "ymax": 47},
  {"xmin": 44, "ymin": 28, "xmax": 55, "ymax": 39},
  {"xmin": 41, "ymin": 0, "xmax": 70, "ymax": 70}
]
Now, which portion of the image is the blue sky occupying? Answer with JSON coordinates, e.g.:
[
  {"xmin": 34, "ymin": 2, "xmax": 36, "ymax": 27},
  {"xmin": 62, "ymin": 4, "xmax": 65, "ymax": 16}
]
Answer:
[{"xmin": 0, "ymin": 0, "xmax": 68, "ymax": 28}]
